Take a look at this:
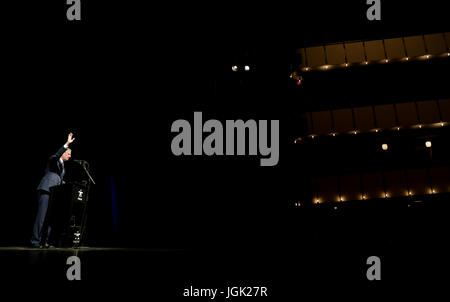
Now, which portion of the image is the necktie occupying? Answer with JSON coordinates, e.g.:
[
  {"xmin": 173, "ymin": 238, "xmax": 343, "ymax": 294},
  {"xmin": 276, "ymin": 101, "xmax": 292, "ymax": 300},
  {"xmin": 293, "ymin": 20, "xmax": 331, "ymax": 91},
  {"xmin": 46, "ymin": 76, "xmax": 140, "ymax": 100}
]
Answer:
[{"xmin": 60, "ymin": 162, "xmax": 65, "ymax": 183}]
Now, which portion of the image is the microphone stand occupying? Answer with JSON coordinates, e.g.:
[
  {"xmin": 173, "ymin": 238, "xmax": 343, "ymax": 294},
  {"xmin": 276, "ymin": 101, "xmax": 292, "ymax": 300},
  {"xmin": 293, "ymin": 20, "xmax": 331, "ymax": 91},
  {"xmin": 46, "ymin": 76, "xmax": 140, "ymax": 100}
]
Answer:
[
  {"xmin": 81, "ymin": 162, "xmax": 96, "ymax": 185},
  {"xmin": 74, "ymin": 160, "xmax": 96, "ymax": 185}
]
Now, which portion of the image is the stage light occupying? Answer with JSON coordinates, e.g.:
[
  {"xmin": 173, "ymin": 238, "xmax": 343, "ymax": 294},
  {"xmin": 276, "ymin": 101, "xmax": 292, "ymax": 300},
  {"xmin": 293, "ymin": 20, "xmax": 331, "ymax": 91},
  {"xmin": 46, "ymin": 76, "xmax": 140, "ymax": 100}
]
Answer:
[
  {"xmin": 244, "ymin": 65, "xmax": 250, "ymax": 71},
  {"xmin": 232, "ymin": 65, "xmax": 238, "ymax": 72},
  {"xmin": 382, "ymin": 143, "xmax": 388, "ymax": 150},
  {"xmin": 385, "ymin": 193, "xmax": 388, "ymax": 198},
  {"xmin": 334, "ymin": 206, "xmax": 337, "ymax": 210},
  {"xmin": 361, "ymin": 195, "xmax": 366, "ymax": 200},
  {"xmin": 425, "ymin": 141, "xmax": 432, "ymax": 148},
  {"xmin": 315, "ymin": 199, "xmax": 320, "ymax": 204},
  {"xmin": 345, "ymin": 63, "xmax": 349, "ymax": 67},
  {"xmin": 432, "ymin": 189, "xmax": 436, "ymax": 194},
  {"xmin": 385, "ymin": 59, "xmax": 389, "ymax": 63},
  {"xmin": 375, "ymin": 129, "xmax": 379, "ymax": 133},
  {"xmin": 405, "ymin": 57, "xmax": 409, "ymax": 61},
  {"xmin": 397, "ymin": 127, "xmax": 400, "ymax": 130},
  {"xmin": 448, "ymin": 53, "xmax": 450, "ymax": 56},
  {"xmin": 419, "ymin": 125, "xmax": 422, "ymax": 128},
  {"xmin": 418, "ymin": 54, "xmax": 432, "ymax": 60},
  {"xmin": 364, "ymin": 61, "xmax": 369, "ymax": 65},
  {"xmin": 441, "ymin": 122, "xmax": 445, "ymax": 127}
]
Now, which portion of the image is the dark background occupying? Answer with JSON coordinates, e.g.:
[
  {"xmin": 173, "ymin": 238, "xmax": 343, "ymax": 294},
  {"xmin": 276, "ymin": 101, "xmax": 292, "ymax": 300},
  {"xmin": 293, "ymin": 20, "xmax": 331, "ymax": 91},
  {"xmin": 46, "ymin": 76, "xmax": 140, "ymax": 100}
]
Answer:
[{"xmin": 0, "ymin": 0, "xmax": 449, "ymax": 290}]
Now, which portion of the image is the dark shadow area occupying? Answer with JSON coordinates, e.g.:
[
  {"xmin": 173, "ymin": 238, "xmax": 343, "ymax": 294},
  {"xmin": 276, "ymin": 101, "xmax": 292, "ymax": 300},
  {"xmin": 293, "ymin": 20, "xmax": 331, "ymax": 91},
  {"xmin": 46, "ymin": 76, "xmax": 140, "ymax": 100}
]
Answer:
[{"xmin": 1, "ymin": 0, "xmax": 449, "ymax": 297}]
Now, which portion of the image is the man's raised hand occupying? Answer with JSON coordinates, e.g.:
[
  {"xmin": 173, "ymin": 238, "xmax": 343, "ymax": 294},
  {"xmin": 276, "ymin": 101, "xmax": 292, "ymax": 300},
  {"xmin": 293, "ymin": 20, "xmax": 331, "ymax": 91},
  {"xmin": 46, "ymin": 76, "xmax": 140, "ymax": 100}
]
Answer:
[{"xmin": 67, "ymin": 132, "xmax": 75, "ymax": 145}]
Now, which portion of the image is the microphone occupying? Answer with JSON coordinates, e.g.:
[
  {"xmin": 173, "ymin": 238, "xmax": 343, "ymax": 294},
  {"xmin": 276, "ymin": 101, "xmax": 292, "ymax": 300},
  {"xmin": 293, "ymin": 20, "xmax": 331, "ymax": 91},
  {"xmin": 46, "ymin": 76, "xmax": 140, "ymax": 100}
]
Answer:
[{"xmin": 73, "ymin": 159, "xmax": 87, "ymax": 164}]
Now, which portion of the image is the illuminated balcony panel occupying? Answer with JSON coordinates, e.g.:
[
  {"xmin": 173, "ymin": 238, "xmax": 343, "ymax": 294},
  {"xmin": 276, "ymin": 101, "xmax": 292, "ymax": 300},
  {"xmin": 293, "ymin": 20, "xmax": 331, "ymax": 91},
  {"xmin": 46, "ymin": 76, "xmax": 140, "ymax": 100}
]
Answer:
[
  {"xmin": 383, "ymin": 38, "xmax": 406, "ymax": 60},
  {"xmin": 325, "ymin": 43, "xmax": 347, "ymax": 65},
  {"xmin": 404, "ymin": 36, "xmax": 426, "ymax": 58},
  {"xmin": 365, "ymin": 40, "xmax": 386, "ymax": 61},
  {"xmin": 345, "ymin": 42, "xmax": 365, "ymax": 63},
  {"xmin": 424, "ymin": 33, "xmax": 447, "ymax": 55},
  {"xmin": 306, "ymin": 46, "xmax": 326, "ymax": 68}
]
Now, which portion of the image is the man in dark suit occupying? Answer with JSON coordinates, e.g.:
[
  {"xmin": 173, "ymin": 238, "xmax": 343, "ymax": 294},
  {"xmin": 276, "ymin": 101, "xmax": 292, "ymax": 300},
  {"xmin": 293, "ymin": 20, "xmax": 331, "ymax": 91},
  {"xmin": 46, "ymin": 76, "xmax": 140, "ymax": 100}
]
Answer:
[{"xmin": 30, "ymin": 133, "xmax": 75, "ymax": 248}]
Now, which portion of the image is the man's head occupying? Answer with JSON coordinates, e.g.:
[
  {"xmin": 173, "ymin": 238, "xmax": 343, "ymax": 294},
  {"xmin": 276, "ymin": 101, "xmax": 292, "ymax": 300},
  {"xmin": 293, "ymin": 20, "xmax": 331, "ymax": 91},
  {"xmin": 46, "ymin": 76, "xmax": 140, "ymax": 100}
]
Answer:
[{"xmin": 61, "ymin": 148, "xmax": 72, "ymax": 162}]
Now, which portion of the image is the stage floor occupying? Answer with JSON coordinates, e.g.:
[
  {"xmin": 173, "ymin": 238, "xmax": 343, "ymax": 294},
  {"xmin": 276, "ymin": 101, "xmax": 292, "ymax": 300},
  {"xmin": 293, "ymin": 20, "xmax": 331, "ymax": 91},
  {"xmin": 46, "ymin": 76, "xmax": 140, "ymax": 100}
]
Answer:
[{"xmin": 0, "ymin": 243, "xmax": 447, "ymax": 298}]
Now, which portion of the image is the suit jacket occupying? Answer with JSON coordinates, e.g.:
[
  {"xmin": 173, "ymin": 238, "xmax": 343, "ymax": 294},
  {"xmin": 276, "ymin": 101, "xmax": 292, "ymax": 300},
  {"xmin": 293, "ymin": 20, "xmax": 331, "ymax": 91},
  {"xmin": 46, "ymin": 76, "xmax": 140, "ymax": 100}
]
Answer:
[{"xmin": 37, "ymin": 146, "xmax": 67, "ymax": 192}]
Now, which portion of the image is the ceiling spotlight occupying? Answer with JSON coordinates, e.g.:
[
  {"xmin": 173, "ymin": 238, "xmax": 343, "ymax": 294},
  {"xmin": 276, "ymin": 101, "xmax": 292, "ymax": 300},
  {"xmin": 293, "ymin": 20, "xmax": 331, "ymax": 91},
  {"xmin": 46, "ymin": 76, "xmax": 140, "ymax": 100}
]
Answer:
[
  {"xmin": 382, "ymin": 144, "xmax": 388, "ymax": 151},
  {"xmin": 425, "ymin": 141, "xmax": 432, "ymax": 148},
  {"xmin": 231, "ymin": 65, "xmax": 238, "ymax": 72},
  {"xmin": 244, "ymin": 65, "xmax": 250, "ymax": 71}
]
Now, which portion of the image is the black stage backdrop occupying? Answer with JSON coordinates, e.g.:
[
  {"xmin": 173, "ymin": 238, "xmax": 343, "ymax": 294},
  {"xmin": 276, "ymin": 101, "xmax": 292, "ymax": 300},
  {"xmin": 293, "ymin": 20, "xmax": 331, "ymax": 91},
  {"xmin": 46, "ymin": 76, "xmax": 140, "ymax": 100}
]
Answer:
[{"xmin": 0, "ymin": 0, "xmax": 449, "ymax": 296}]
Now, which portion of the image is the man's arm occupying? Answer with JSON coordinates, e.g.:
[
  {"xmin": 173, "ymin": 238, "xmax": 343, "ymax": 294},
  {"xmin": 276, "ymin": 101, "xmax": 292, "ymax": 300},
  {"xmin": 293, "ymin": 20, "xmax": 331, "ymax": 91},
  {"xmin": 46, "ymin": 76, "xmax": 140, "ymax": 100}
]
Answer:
[{"xmin": 53, "ymin": 133, "xmax": 75, "ymax": 158}]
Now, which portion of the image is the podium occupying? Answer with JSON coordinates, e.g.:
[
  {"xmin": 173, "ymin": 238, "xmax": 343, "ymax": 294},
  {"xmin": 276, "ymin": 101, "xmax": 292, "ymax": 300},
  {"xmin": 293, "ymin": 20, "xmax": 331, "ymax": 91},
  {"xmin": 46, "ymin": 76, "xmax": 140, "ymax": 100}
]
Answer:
[{"xmin": 43, "ymin": 182, "xmax": 90, "ymax": 248}]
